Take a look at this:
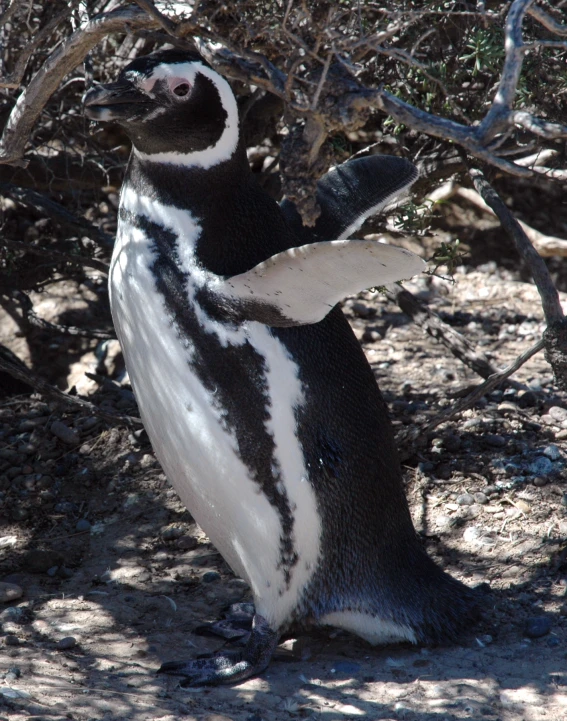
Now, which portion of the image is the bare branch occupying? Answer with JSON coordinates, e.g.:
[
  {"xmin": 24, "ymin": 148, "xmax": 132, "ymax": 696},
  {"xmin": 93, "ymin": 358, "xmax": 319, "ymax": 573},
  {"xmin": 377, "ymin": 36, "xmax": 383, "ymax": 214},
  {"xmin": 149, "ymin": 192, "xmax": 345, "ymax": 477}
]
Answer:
[
  {"xmin": 13, "ymin": 291, "xmax": 113, "ymax": 339},
  {"xmin": 0, "ymin": 348, "xmax": 142, "ymax": 427},
  {"xmin": 397, "ymin": 338, "xmax": 545, "ymax": 459},
  {"xmin": 469, "ymin": 166, "xmax": 564, "ymax": 325},
  {"xmin": 0, "ymin": 7, "xmax": 69, "ymax": 89},
  {"xmin": 0, "ymin": 6, "xmax": 160, "ymax": 166},
  {"xmin": 528, "ymin": 3, "xmax": 567, "ymax": 35},
  {"xmin": 132, "ymin": 0, "xmax": 178, "ymax": 35},
  {"xmin": 456, "ymin": 186, "xmax": 567, "ymax": 258},
  {"xmin": 1, "ymin": 238, "xmax": 109, "ymax": 273},
  {"xmin": 0, "ymin": 182, "xmax": 113, "ymax": 247}
]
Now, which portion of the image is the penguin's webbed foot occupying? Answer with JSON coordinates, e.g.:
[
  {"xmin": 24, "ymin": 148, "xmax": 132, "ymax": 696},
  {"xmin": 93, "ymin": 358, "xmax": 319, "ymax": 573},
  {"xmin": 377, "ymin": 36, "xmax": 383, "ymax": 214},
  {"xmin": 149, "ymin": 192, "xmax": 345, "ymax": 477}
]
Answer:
[
  {"xmin": 158, "ymin": 613, "xmax": 278, "ymax": 685},
  {"xmin": 193, "ymin": 602, "xmax": 255, "ymax": 643}
]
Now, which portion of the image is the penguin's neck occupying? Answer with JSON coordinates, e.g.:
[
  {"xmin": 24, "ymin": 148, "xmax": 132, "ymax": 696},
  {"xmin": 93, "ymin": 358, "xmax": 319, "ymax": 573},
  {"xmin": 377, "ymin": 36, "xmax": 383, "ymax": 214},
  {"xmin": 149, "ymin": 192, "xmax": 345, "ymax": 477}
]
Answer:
[
  {"xmin": 125, "ymin": 140, "xmax": 251, "ymax": 213},
  {"xmin": 123, "ymin": 142, "xmax": 295, "ymax": 277}
]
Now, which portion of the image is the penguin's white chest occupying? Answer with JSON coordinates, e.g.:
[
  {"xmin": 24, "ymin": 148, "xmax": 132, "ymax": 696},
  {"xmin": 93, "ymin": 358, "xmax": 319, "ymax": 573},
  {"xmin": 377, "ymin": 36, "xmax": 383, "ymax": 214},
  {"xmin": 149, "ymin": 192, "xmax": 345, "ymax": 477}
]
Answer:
[{"xmin": 109, "ymin": 188, "xmax": 321, "ymax": 628}]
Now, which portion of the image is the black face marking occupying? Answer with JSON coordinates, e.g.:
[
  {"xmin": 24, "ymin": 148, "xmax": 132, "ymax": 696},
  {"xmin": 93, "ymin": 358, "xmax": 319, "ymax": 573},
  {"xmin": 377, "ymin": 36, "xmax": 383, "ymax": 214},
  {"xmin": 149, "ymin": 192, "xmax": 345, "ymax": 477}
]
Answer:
[{"xmin": 119, "ymin": 206, "xmax": 299, "ymax": 585}]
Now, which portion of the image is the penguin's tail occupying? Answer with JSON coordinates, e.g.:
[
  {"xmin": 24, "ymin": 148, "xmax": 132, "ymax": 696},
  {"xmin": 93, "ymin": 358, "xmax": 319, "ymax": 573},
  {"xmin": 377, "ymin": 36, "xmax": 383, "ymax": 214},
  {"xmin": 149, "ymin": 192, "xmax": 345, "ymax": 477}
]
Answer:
[{"xmin": 394, "ymin": 548, "xmax": 482, "ymax": 645}]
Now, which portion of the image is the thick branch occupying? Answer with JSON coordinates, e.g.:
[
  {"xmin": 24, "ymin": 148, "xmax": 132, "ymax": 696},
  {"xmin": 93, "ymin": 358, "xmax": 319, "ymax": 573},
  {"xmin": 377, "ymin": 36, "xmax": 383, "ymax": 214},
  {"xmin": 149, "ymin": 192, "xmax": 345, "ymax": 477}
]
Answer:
[
  {"xmin": 0, "ymin": 6, "xmax": 159, "ymax": 165},
  {"xmin": 469, "ymin": 167, "xmax": 564, "ymax": 325}
]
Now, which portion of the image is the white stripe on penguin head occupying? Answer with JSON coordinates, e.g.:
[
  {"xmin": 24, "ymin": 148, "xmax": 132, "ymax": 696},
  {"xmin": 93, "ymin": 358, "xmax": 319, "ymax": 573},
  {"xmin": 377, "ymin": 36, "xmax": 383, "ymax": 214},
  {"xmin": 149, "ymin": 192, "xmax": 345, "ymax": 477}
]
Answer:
[{"xmin": 133, "ymin": 61, "xmax": 239, "ymax": 169}]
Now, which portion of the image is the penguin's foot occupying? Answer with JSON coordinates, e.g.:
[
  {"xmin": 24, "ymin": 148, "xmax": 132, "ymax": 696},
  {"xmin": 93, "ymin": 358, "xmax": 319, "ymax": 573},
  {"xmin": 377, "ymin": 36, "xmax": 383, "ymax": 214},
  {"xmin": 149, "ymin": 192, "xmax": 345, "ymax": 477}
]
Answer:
[
  {"xmin": 193, "ymin": 602, "xmax": 255, "ymax": 642},
  {"xmin": 158, "ymin": 613, "xmax": 278, "ymax": 686}
]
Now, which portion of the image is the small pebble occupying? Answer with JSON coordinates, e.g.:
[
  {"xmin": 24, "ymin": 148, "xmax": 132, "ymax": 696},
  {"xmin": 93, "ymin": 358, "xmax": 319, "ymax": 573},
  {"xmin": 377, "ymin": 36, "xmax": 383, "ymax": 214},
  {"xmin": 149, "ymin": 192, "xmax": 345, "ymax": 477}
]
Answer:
[
  {"xmin": 517, "ymin": 390, "xmax": 538, "ymax": 408},
  {"xmin": 351, "ymin": 302, "xmax": 375, "ymax": 318},
  {"xmin": 457, "ymin": 493, "xmax": 475, "ymax": 506},
  {"xmin": 56, "ymin": 636, "xmax": 77, "ymax": 650},
  {"xmin": 0, "ymin": 582, "xmax": 23, "ymax": 603},
  {"xmin": 548, "ymin": 406, "xmax": 567, "ymax": 423},
  {"xmin": 483, "ymin": 434, "xmax": 507, "ymax": 448},
  {"xmin": 162, "ymin": 526, "xmax": 184, "ymax": 541},
  {"xmin": 524, "ymin": 617, "xmax": 551, "ymax": 638},
  {"xmin": 442, "ymin": 435, "xmax": 461, "ymax": 452},
  {"xmin": 50, "ymin": 421, "xmax": 80, "ymax": 446},
  {"xmin": 76, "ymin": 519, "xmax": 91, "ymax": 532},
  {"xmin": 177, "ymin": 536, "xmax": 199, "ymax": 550},
  {"xmin": 4, "ymin": 635, "xmax": 19, "ymax": 646},
  {"xmin": 543, "ymin": 444, "xmax": 562, "ymax": 461},
  {"xmin": 202, "ymin": 571, "xmax": 221, "ymax": 583},
  {"xmin": 474, "ymin": 492, "xmax": 488, "ymax": 504},
  {"xmin": 529, "ymin": 456, "xmax": 553, "ymax": 476},
  {"xmin": 533, "ymin": 476, "xmax": 548, "ymax": 487}
]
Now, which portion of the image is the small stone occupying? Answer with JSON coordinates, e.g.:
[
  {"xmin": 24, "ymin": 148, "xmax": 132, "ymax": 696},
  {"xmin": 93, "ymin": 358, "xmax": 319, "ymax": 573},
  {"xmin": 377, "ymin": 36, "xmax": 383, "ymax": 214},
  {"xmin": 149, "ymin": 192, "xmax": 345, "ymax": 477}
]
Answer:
[
  {"xmin": 524, "ymin": 616, "xmax": 551, "ymax": 638},
  {"xmin": 75, "ymin": 519, "xmax": 91, "ymax": 532},
  {"xmin": 0, "ymin": 606, "xmax": 27, "ymax": 624},
  {"xmin": 529, "ymin": 456, "xmax": 553, "ymax": 476},
  {"xmin": 46, "ymin": 566, "xmax": 59, "ymax": 577},
  {"xmin": 457, "ymin": 493, "xmax": 474, "ymax": 506},
  {"xmin": 548, "ymin": 406, "xmax": 567, "ymax": 423},
  {"xmin": 56, "ymin": 636, "xmax": 77, "ymax": 650},
  {"xmin": 474, "ymin": 492, "xmax": 488, "ymax": 504},
  {"xmin": 442, "ymin": 435, "xmax": 461, "ymax": 452},
  {"xmin": 435, "ymin": 464, "xmax": 452, "ymax": 480},
  {"xmin": 483, "ymin": 434, "xmax": 507, "ymax": 448},
  {"xmin": 351, "ymin": 302, "xmax": 375, "ymax": 318},
  {"xmin": 177, "ymin": 536, "xmax": 199, "ymax": 551},
  {"xmin": 533, "ymin": 476, "xmax": 548, "ymax": 487},
  {"xmin": 556, "ymin": 429, "xmax": 567, "ymax": 441},
  {"xmin": 202, "ymin": 571, "xmax": 221, "ymax": 583},
  {"xmin": 162, "ymin": 526, "xmax": 184, "ymax": 541},
  {"xmin": 498, "ymin": 402, "xmax": 518, "ymax": 414},
  {"xmin": 543, "ymin": 444, "xmax": 562, "ymax": 461},
  {"xmin": 0, "ymin": 582, "xmax": 23, "ymax": 603},
  {"xmin": 50, "ymin": 421, "xmax": 80, "ymax": 446},
  {"xmin": 517, "ymin": 391, "xmax": 538, "ymax": 408},
  {"xmin": 4, "ymin": 635, "xmax": 19, "ymax": 646}
]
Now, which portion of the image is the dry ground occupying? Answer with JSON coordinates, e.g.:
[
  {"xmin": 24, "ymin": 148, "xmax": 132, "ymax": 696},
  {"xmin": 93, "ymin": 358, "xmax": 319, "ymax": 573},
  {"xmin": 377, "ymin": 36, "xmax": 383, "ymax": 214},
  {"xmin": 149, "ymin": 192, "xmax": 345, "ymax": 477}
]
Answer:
[{"xmin": 1, "ymin": 249, "xmax": 567, "ymax": 721}]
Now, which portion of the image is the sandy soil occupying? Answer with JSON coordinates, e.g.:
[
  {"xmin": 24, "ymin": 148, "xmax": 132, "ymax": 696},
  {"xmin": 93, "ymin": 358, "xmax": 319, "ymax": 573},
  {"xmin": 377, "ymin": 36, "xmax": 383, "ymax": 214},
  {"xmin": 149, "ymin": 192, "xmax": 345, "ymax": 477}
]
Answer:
[{"xmin": 1, "ymin": 263, "xmax": 567, "ymax": 721}]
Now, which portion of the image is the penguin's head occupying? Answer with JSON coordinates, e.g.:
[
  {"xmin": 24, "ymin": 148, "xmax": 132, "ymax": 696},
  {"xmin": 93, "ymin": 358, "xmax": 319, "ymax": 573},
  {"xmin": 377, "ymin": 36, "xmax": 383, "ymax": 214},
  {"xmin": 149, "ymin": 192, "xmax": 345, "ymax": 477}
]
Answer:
[{"xmin": 84, "ymin": 49, "xmax": 239, "ymax": 168}]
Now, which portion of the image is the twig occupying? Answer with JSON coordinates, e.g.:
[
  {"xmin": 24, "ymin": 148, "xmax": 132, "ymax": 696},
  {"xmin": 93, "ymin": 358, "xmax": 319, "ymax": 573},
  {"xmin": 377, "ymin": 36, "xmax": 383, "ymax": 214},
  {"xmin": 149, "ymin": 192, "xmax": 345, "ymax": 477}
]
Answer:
[
  {"xmin": 0, "ymin": 349, "xmax": 142, "ymax": 427},
  {"xmin": 14, "ymin": 291, "xmax": 114, "ymax": 339},
  {"xmin": 468, "ymin": 167, "xmax": 564, "ymax": 324},
  {"xmin": 2, "ymin": 238, "xmax": 110, "ymax": 273},
  {"xmin": 132, "ymin": 0, "xmax": 178, "ymax": 35},
  {"xmin": 387, "ymin": 287, "xmax": 499, "ymax": 380},
  {"xmin": 528, "ymin": 4, "xmax": 567, "ymax": 35},
  {"xmin": 397, "ymin": 337, "xmax": 545, "ymax": 459},
  {"xmin": 0, "ymin": 6, "xmax": 160, "ymax": 165},
  {"xmin": 0, "ymin": 7, "xmax": 69, "ymax": 89}
]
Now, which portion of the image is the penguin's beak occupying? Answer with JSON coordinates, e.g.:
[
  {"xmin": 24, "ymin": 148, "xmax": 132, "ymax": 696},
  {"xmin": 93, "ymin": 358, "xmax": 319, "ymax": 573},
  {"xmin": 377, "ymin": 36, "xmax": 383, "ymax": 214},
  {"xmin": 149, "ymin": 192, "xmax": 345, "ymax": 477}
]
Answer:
[{"xmin": 84, "ymin": 81, "xmax": 150, "ymax": 121}]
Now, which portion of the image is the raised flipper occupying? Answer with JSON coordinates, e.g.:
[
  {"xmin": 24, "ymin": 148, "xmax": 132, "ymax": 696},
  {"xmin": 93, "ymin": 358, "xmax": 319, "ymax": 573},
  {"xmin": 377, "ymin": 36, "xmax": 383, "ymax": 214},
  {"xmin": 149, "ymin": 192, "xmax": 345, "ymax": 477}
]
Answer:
[
  {"xmin": 213, "ymin": 238, "xmax": 425, "ymax": 327},
  {"xmin": 159, "ymin": 612, "xmax": 278, "ymax": 686},
  {"xmin": 280, "ymin": 155, "xmax": 418, "ymax": 242}
]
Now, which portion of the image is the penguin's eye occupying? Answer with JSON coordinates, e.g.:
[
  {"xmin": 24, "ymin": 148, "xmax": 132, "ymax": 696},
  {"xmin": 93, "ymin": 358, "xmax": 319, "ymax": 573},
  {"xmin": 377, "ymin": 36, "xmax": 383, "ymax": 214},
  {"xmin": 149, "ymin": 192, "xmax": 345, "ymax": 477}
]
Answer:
[{"xmin": 169, "ymin": 81, "xmax": 191, "ymax": 98}]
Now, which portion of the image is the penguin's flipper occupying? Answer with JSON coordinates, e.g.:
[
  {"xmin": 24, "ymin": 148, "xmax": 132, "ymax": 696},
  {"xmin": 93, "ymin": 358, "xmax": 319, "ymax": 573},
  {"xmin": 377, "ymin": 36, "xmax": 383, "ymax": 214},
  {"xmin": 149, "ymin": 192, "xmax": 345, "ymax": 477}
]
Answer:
[
  {"xmin": 280, "ymin": 155, "xmax": 418, "ymax": 242},
  {"xmin": 217, "ymin": 239, "xmax": 425, "ymax": 327},
  {"xmin": 158, "ymin": 613, "xmax": 278, "ymax": 686}
]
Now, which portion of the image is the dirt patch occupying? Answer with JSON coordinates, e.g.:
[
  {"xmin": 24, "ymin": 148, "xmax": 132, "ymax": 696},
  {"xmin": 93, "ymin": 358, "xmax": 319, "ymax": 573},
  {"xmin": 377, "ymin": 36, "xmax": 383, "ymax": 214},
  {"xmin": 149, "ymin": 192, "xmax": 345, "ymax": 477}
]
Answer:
[{"xmin": 1, "ymin": 264, "xmax": 567, "ymax": 721}]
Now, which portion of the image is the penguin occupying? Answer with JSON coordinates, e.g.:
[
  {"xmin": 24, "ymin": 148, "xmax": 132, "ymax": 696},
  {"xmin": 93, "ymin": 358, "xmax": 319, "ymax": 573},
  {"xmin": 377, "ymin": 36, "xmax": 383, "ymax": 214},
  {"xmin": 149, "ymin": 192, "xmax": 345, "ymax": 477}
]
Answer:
[{"xmin": 84, "ymin": 49, "xmax": 477, "ymax": 685}]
